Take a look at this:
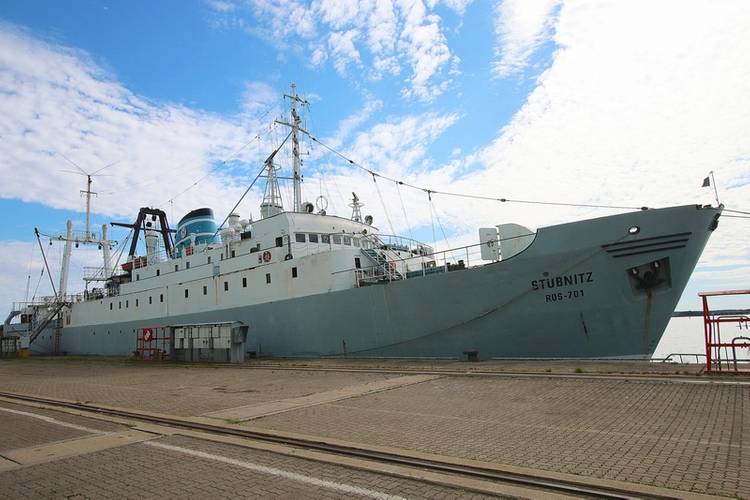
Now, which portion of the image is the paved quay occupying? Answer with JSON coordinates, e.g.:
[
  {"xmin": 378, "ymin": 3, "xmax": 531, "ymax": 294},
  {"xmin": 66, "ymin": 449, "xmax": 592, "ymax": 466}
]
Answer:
[
  {"xmin": 0, "ymin": 357, "xmax": 747, "ymax": 498},
  {"xmin": 0, "ymin": 407, "xmax": 497, "ymax": 499}
]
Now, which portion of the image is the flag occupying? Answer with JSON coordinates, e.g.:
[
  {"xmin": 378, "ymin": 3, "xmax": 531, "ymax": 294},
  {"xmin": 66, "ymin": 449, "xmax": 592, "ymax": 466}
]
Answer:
[{"xmin": 702, "ymin": 176, "xmax": 711, "ymax": 188}]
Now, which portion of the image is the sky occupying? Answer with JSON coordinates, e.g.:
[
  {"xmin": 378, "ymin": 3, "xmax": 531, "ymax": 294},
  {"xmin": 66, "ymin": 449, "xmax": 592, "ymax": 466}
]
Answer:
[{"xmin": 0, "ymin": 0, "xmax": 748, "ymax": 315}]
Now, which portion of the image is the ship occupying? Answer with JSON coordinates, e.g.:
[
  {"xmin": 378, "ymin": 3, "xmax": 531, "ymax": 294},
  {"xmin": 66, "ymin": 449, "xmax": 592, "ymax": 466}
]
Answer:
[{"xmin": 2, "ymin": 86, "xmax": 723, "ymax": 360}]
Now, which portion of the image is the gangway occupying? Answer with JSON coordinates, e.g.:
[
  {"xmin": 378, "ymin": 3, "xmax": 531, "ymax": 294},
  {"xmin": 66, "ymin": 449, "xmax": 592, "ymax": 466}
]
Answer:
[{"xmin": 700, "ymin": 289, "xmax": 750, "ymax": 374}]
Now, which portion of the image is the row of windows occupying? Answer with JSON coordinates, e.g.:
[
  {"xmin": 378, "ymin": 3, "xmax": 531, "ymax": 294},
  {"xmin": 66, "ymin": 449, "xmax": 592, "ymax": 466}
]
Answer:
[
  {"xmin": 110, "ymin": 294, "xmax": 163, "ymax": 310},
  {"xmin": 110, "ymin": 267, "xmax": 299, "ymax": 309},
  {"xmin": 295, "ymin": 233, "xmax": 370, "ymax": 248}
]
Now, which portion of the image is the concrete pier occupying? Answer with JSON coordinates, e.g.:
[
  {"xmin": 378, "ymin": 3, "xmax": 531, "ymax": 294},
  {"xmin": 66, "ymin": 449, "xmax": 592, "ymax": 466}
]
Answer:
[{"xmin": 0, "ymin": 357, "xmax": 746, "ymax": 498}]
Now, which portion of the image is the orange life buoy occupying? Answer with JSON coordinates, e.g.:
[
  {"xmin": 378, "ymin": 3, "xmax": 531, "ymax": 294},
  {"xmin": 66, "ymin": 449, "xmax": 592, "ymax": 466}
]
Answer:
[
  {"xmin": 262, "ymin": 250, "xmax": 272, "ymax": 263},
  {"xmin": 143, "ymin": 328, "xmax": 153, "ymax": 342}
]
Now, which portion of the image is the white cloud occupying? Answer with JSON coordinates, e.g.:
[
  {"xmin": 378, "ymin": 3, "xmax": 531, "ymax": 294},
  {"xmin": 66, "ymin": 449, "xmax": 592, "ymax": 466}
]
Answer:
[
  {"xmin": 492, "ymin": 0, "xmax": 560, "ymax": 78},
  {"xmin": 0, "ymin": 25, "xmax": 274, "ymax": 222},
  {"xmin": 327, "ymin": 29, "xmax": 362, "ymax": 74},
  {"xmin": 441, "ymin": 0, "xmax": 473, "ymax": 16},
  {"xmin": 210, "ymin": 0, "xmax": 461, "ymax": 101}
]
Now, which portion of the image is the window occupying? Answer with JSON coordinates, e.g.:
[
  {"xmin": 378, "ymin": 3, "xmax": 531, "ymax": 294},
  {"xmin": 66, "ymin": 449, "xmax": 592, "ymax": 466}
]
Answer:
[
  {"xmin": 160, "ymin": 294, "xmax": 164, "ymax": 303},
  {"xmin": 292, "ymin": 267, "xmax": 298, "ymax": 278},
  {"xmin": 332, "ymin": 235, "xmax": 341, "ymax": 244},
  {"xmin": 295, "ymin": 233, "xmax": 306, "ymax": 243},
  {"xmin": 118, "ymin": 301, "xmax": 122, "ymax": 309},
  {"xmin": 207, "ymin": 256, "xmax": 212, "ymax": 264},
  {"xmin": 126, "ymin": 300, "xmax": 129, "ymax": 308},
  {"xmin": 136, "ymin": 274, "xmax": 140, "ymax": 281},
  {"xmin": 275, "ymin": 236, "xmax": 283, "ymax": 247},
  {"xmin": 221, "ymin": 252, "xmax": 224, "ymax": 260},
  {"xmin": 135, "ymin": 299, "xmax": 139, "ymax": 307},
  {"xmin": 343, "ymin": 236, "xmax": 351, "ymax": 246},
  {"xmin": 353, "ymin": 238, "xmax": 360, "ymax": 247},
  {"xmin": 231, "ymin": 250, "xmax": 236, "ymax": 258},
  {"xmin": 242, "ymin": 277, "xmax": 247, "ymax": 288},
  {"xmin": 265, "ymin": 273, "xmax": 271, "ymax": 284},
  {"xmin": 203, "ymin": 285, "xmax": 207, "ymax": 295},
  {"xmin": 184, "ymin": 289, "xmax": 189, "ymax": 298},
  {"xmin": 149, "ymin": 296, "xmax": 152, "ymax": 305},
  {"xmin": 156, "ymin": 269, "xmax": 160, "ymax": 276},
  {"xmin": 110, "ymin": 303, "xmax": 113, "ymax": 310},
  {"xmin": 174, "ymin": 264, "xmax": 179, "ymax": 272},
  {"xmin": 308, "ymin": 233, "xmax": 319, "ymax": 243},
  {"xmin": 224, "ymin": 281, "xmax": 229, "ymax": 291},
  {"xmin": 322, "ymin": 234, "xmax": 330, "ymax": 244},
  {"xmin": 355, "ymin": 257, "xmax": 361, "ymax": 269},
  {"xmin": 186, "ymin": 261, "xmax": 190, "ymax": 269}
]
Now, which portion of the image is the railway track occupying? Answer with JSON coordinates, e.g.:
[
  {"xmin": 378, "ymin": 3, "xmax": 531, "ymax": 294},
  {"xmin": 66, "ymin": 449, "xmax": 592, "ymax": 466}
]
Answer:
[{"xmin": 0, "ymin": 390, "xmax": 685, "ymax": 499}]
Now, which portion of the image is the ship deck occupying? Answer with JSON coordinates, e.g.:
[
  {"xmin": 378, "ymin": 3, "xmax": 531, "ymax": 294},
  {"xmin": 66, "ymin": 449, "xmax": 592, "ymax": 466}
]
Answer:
[{"xmin": 0, "ymin": 357, "xmax": 746, "ymax": 498}]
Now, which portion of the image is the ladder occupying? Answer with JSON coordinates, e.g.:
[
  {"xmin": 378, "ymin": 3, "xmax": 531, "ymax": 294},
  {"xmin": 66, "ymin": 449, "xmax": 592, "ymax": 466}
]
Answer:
[
  {"xmin": 361, "ymin": 248, "xmax": 403, "ymax": 281},
  {"xmin": 29, "ymin": 301, "xmax": 67, "ymax": 345}
]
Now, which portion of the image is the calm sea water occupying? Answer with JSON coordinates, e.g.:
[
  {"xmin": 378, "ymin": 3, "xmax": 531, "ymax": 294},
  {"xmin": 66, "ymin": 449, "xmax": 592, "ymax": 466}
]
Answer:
[{"xmin": 654, "ymin": 316, "xmax": 750, "ymax": 361}]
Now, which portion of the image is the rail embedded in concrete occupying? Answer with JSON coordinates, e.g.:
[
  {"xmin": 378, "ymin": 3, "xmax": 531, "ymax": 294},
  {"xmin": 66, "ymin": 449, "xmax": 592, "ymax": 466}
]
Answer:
[{"xmin": 0, "ymin": 390, "xmax": 687, "ymax": 499}]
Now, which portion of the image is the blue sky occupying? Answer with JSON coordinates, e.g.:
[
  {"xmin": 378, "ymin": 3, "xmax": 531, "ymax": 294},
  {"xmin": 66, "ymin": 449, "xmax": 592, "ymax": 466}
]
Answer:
[{"xmin": 0, "ymin": 0, "xmax": 748, "ymax": 312}]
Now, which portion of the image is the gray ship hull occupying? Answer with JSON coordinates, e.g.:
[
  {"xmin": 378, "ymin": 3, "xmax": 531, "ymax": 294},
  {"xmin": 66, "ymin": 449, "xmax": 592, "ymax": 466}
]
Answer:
[{"xmin": 34, "ymin": 204, "xmax": 720, "ymax": 359}]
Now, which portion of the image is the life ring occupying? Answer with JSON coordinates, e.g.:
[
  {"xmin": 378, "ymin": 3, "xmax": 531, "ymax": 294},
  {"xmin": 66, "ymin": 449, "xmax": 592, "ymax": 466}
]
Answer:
[
  {"xmin": 143, "ymin": 328, "xmax": 153, "ymax": 342},
  {"xmin": 388, "ymin": 261, "xmax": 396, "ymax": 270},
  {"xmin": 262, "ymin": 250, "xmax": 272, "ymax": 263}
]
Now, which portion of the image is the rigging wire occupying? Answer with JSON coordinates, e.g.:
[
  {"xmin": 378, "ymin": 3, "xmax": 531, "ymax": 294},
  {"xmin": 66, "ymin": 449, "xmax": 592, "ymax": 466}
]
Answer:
[
  {"xmin": 164, "ymin": 116, "xmax": 277, "ymax": 207},
  {"xmin": 31, "ymin": 267, "xmax": 44, "ymax": 303},
  {"xmin": 429, "ymin": 195, "xmax": 459, "ymax": 263},
  {"xmin": 722, "ymin": 214, "xmax": 750, "ymax": 219},
  {"xmin": 395, "ymin": 180, "xmax": 414, "ymax": 241},
  {"xmin": 211, "ymin": 130, "xmax": 294, "ymax": 241},
  {"xmin": 372, "ymin": 174, "xmax": 396, "ymax": 235},
  {"xmin": 302, "ymin": 131, "xmax": 649, "ymax": 211},
  {"xmin": 724, "ymin": 208, "xmax": 750, "ymax": 216}
]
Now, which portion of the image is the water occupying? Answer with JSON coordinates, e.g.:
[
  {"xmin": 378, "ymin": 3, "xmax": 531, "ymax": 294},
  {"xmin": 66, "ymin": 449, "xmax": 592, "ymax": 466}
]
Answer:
[{"xmin": 654, "ymin": 316, "xmax": 750, "ymax": 362}]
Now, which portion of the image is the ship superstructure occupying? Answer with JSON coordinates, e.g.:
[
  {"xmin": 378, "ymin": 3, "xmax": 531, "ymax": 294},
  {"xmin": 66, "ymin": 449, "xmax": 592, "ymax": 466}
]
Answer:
[{"xmin": 4, "ymin": 85, "xmax": 723, "ymax": 360}]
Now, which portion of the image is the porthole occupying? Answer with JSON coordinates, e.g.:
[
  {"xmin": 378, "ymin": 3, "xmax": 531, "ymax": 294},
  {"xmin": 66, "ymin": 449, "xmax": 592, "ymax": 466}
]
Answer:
[{"xmin": 628, "ymin": 226, "xmax": 640, "ymax": 235}]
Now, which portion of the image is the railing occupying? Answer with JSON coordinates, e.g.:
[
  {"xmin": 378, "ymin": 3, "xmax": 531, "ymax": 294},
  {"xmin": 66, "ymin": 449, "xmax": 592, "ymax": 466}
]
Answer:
[
  {"xmin": 661, "ymin": 353, "xmax": 707, "ymax": 364},
  {"xmin": 700, "ymin": 289, "xmax": 750, "ymax": 373}
]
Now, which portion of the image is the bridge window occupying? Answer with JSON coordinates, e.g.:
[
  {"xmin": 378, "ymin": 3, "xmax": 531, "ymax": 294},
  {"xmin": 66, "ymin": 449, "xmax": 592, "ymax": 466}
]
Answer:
[
  {"xmin": 355, "ymin": 257, "xmax": 361, "ymax": 269},
  {"xmin": 203, "ymin": 285, "xmax": 207, "ymax": 295},
  {"xmin": 242, "ymin": 277, "xmax": 247, "ymax": 288},
  {"xmin": 353, "ymin": 238, "xmax": 360, "ymax": 247},
  {"xmin": 184, "ymin": 289, "xmax": 189, "ymax": 298},
  {"xmin": 224, "ymin": 281, "xmax": 229, "ymax": 291},
  {"xmin": 295, "ymin": 233, "xmax": 306, "ymax": 243},
  {"xmin": 322, "ymin": 234, "xmax": 330, "ymax": 244},
  {"xmin": 149, "ymin": 296, "xmax": 152, "ymax": 305},
  {"xmin": 156, "ymin": 269, "xmax": 160, "ymax": 276},
  {"xmin": 332, "ymin": 235, "xmax": 341, "ymax": 245},
  {"xmin": 160, "ymin": 294, "xmax": 164, "ymax": 303},
  {"xmin": 292, "ymin": 267, "xmax": 298, "ymax": 278},
  {"xmin": 308, "ymin": 233, "xmax": 319, "ymax": 243},
  {"xmin": 118, "ymin": 301, "xmax": 121, "ymax": 309},
  {"xmin": 275, "ymin": 236, "xmax": 283, "ymax": 247},
  {"xmin": 110, "ymin": 303, "xmax": 113, "ymax": 310},
  {"xmin": 266, "ymin": 273, "xmax": 271, "ymax": 284},
  {"xmin": 343, "ymin": 236, "xmax": 351, "ymax": 246},
  {"xmin": 186, "ymin": 261, "xmax": 190, "ymax": 269}
]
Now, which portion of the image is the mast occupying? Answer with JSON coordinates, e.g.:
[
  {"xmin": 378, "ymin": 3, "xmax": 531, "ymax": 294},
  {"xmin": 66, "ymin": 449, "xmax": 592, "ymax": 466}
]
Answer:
[
  {"xmin": 283, "ymin": 83, "xmax": 307, "ymax": 212},
  {"xmin": 58, "ymin": 220, "xmax": 73, "ymax": 300},
  {"xmin": 83, "ymin": 174, "xmax": 94, "ymax": 241}
]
